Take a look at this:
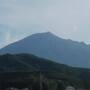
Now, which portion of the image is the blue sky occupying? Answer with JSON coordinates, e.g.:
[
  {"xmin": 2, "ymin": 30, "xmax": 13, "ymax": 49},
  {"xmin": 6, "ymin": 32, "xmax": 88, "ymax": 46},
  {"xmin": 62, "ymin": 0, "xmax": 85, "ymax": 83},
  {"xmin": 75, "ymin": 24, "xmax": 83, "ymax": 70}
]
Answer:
[{"xmin": 0, "ymin": 0, "xmax": 90, "ymax": 48}]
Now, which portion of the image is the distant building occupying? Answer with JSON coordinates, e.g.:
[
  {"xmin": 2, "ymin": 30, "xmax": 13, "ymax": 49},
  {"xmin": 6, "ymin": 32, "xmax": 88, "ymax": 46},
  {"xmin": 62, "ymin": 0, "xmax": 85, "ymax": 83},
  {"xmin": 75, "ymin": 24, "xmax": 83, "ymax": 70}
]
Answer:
[{"xmin": 66, "ymin": 86, "xmax": 75, "ymax": 90}]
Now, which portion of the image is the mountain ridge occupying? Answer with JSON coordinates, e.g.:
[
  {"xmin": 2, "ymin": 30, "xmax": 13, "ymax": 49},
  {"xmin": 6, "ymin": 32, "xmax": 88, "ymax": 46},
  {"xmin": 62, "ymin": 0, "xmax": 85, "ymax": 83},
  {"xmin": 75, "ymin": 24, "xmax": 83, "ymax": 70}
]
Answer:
[{"xmin": 0, "ymin": 32, "xmax": 90, "ymax": 68}]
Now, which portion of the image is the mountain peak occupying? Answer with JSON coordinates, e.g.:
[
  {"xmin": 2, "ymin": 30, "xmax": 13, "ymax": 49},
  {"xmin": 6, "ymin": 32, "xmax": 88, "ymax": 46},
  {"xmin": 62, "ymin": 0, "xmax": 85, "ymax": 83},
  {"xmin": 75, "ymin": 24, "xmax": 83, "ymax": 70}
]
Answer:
[
  {"xmin": 26, "ymin": 31, "xmax": 57, "ymax": 40},
  {"xmin": 44, "ymin": 31, "xmax": 53, "ymax": 35},
  {"xmin": 40, "ymin": 31, "xmax": 56, "ymax": 37},
  {"xmin": 35, "ymin": 31, "xmax": 55, "ymax": 36}
]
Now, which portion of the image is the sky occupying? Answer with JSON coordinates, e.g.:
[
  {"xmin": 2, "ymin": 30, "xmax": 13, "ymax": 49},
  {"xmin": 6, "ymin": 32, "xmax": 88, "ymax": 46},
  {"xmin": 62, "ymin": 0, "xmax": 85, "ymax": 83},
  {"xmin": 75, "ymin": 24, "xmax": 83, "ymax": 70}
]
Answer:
[{"xmin": 0, "ymin": 0, "xmax": 90, "ymax": 48}]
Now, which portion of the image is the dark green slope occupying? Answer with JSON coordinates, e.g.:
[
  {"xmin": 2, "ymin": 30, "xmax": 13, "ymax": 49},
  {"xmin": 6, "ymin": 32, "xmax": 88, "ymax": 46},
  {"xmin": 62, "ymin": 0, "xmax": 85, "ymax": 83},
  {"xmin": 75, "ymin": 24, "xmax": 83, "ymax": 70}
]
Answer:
[
  {"xmin": 0, "ymin": 54, "xmax": 90, "ymax": 89},
  {"xmin": 0, "ymin": 54, "xmax": 36, "ymax": 72},
  {"xmin": 0, "ymin": 53, "xmax": 89, "ymax": 80}
]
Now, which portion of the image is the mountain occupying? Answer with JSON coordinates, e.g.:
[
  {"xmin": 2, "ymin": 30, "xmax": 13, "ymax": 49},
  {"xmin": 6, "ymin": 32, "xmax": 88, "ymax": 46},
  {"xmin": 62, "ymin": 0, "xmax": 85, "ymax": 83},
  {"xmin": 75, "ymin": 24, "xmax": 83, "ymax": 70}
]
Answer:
[
  {"xmin": 0, "ymin": 32, "xmax": 90, "ymax": 68},
  {"xmin": 0, "ymin": 53, "xmax": 70, "ymax": 73}
]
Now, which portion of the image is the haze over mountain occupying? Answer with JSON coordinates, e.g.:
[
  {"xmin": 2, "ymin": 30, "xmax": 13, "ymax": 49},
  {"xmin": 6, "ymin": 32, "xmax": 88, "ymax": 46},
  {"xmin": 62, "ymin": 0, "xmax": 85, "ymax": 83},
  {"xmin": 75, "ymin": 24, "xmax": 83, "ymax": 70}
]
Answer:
[{"xmin": 0, "ymin": 32, "xmax": 90, "ymax": 68}]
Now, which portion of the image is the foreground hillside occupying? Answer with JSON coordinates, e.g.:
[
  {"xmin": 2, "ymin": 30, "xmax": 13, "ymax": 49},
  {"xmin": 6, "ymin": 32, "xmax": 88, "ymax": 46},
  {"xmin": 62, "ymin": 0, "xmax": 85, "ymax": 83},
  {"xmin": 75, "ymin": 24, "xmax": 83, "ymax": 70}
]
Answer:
[
  {"xmin": 0, "ymin": 54, "xmax": 90, "ymax": 89},
  {"xmin": 0, "ymin": 32, "xmax": 90, "ymax": 68}
]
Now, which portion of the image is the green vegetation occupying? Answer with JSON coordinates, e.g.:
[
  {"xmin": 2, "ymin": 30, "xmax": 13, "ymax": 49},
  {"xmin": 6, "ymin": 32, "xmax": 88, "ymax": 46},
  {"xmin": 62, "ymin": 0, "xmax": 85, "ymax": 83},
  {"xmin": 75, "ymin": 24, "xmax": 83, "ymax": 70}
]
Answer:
[{"xmin": 0, "ymin": 54, "xmax": 90, "ymax": 89}]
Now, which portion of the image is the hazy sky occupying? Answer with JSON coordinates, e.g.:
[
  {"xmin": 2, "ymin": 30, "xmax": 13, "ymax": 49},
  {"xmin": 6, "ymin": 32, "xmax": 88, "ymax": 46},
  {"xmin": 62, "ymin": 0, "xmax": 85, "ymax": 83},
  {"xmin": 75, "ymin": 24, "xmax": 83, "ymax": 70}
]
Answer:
[{"xmin": 0, "ymin": 0, "xmax": 90, "ymax": 48}]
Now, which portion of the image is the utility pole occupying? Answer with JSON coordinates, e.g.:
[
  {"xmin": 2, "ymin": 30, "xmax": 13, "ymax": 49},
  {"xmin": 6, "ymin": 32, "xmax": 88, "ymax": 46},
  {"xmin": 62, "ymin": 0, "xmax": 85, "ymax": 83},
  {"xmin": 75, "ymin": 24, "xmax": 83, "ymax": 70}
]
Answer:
[
  {"xmin": 36, "ymin": 64, "xmax": 43, "ymax": 90},
  {"xmin": 39, "ymin": 71, "xmax": 42, "ymax": 90}
]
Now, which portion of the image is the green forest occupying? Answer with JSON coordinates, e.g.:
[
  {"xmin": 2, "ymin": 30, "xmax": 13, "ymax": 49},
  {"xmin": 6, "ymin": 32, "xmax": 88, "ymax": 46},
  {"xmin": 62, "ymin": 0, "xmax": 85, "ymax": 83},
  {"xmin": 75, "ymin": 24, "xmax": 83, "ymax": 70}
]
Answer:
[{"xmin": 0, "ymin": 54, "xmax": 90, "ymax": 90}]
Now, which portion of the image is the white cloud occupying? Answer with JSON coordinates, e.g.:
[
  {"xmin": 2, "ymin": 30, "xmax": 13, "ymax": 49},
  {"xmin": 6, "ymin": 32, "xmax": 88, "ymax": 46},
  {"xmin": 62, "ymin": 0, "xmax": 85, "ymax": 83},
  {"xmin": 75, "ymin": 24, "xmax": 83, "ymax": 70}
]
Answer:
[{"xmin": 5, "ymin": 31, "xmax": 11, "ymax": 44}]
